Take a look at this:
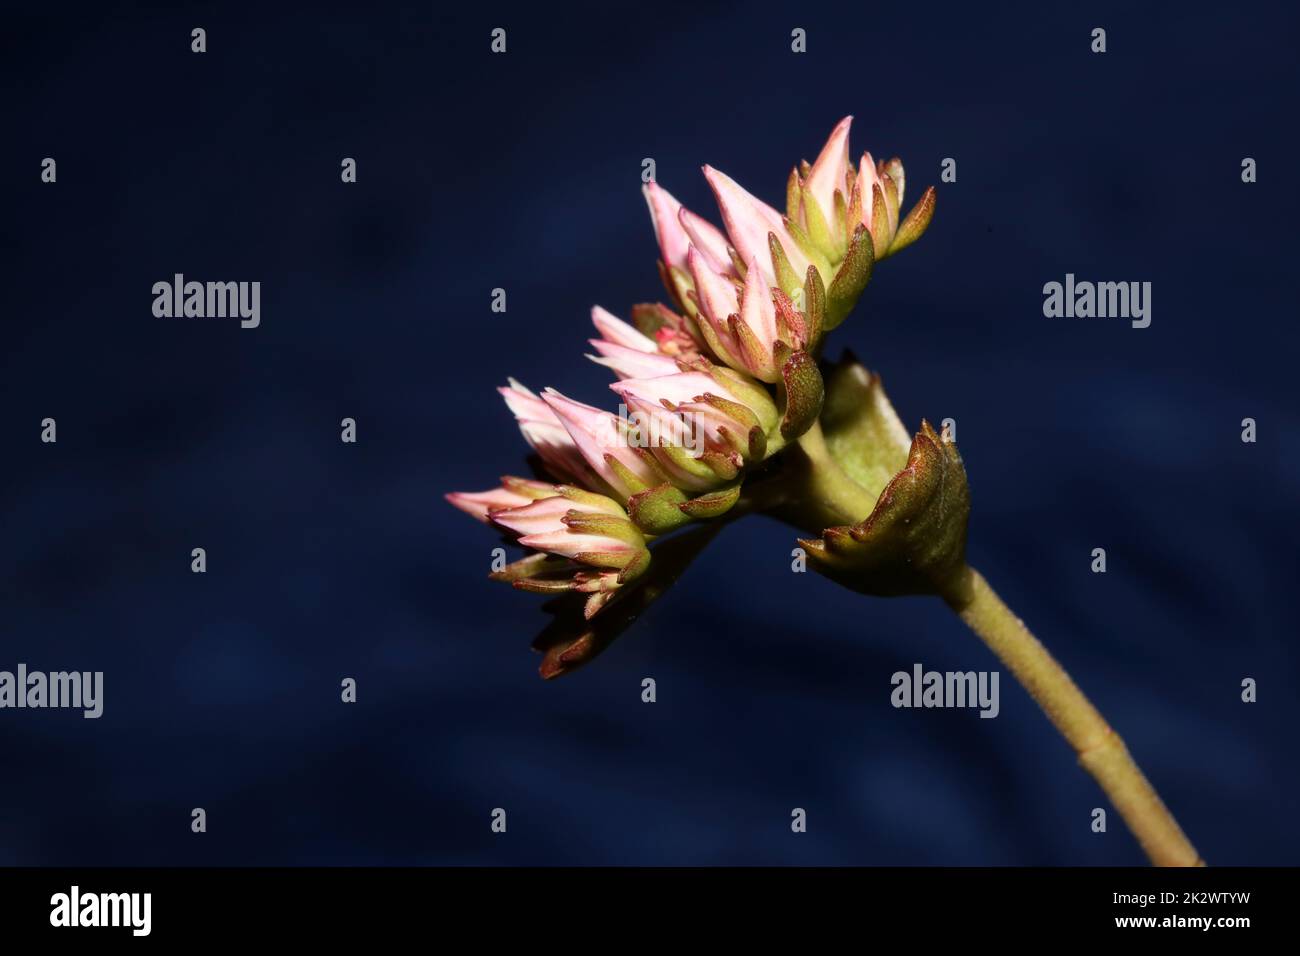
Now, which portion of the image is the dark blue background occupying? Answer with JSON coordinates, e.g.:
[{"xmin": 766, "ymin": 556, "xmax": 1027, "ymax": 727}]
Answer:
[{"xmin": 4, "ymin": 1, "xmax": 1297, "ymax": 865}]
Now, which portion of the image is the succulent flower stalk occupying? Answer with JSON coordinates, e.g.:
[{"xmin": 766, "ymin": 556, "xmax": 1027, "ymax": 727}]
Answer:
[{"xmin": 446, "ymin": 119, "xmax": 1200, "ymax": 868}]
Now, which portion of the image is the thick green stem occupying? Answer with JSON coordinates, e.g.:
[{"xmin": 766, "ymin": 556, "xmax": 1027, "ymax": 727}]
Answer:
[
  {"xmin": 771, "ymin": 421, "xmax": 881, "ymax": 529},
  {"xmin": 778, "ymin": 427, "xmax": 1204, "ymax": 867},
  {"xmin": 944, "ymin": 567, "xmax": 1204, "ymax": 867}
]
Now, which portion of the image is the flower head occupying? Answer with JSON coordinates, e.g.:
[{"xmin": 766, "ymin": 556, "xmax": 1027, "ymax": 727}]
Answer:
[
  {"xmin": 539, "ymin": 388, "xmax": 670, "ymax": 500},
  {"xmin": 447, "ymin": 477, "xmax": 651, "ymax": 620},
  {"xmin": 448, "ymin": 119, "xmax": 935, "ymax": 666},
  {"xmin": 498, "ymin": 379, "xmax": 603, "ymax": 489},
  {"xmin": 786, "ymin": 116, "xmax": 937, "ymax": 271},
  {"xmin": 446, "ymin": 479, "xmax": 547, "ymax": 523},
  {"xmin": 645, "ymin": 117, "xmax": 936, "ymax": 330}
]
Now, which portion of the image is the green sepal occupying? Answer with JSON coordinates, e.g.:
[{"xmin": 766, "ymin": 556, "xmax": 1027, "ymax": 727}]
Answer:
[
  {"xmin": 867, "ymin": 183, "xmax": 891, "ymax": 268},
  {"xmin": 785, "ymin": 167, "xmax": 801, "ymax": 221},
  {"xmin": 708, "ymin": 366, "xmax": 779, "ymax": 433},
  {"xmin": 573, "ymin": 548, "xmax": 643, "ymax": 571},
  {"xmin": 698, "ymin": 449, "xmax": 740, "ymax": 481},
  {"xmin": 846, "ymin": 182, "xmax": 864, "ymax": 235},
  {"xmin": 698, "ymin": 393, "xmax": 765, "ymax": 459},
  {"xmin": 772, "ymin": 339, "xmax": 794, "ymax": 372},
  {"xmin": 631, "ymin": 302, "xmax": 674, "ymax": 337},
  {"xmin": 831, "ymin": 189, "xmax": 850, "ymax": 261},
  {"xmin": 771, "ymin": 289, "xmax": 807, "ymax": 352},
  {"xmin": 666, "ymin": 264, "xmax": 699, "ymax": 319},
  {"xmin": 825, "ymin": 224, "xmax": 874, "ymax": 330},
  {"xmin": 555, "ymin": 484, "xmax": 624, "ymax": 512},
  {"xmin": 632, "ymin": 302, "xmax": 703, "ymax": 350},
  {"xmin": 778, "ymin": 350, "xmax": 824, "ymax": 440},
  {"xmin": 679, "ymin": 482, "xmax": 741, "ymax": 520},
  {"xmin": 882, "ymin": 157, "xmax": 906, "ymax": 208},
  {"xmin": 489, "ymin": 552, "xmax": 571, "ymax": 583},
  {"xmin": 562, "ymin": 512, "xmax": 646, "ymax": 547},
  {"xmin": 512, "ymin": 576, "xmax": 579, "ymax": 595},
  {"xmin": 888, "ymin": 186, "xmax": 937, "ymax": 257},
  {"xmin": 802, "ymin": 265, "xmax": 826, "ymax": 347},
  {"xmin": 605, "ymin": 453, "xmax": 657, "ymax": 498},
  {"xmin": 500, "ymin": 475, "xmax": 557, "ymax": 500},
  {"xmin": 798, "ymin": 420, "xmax": 970, "ymax": 598},
  {"xmin": 654, "ymin": 443, "xmax": 720, "ymax": 486},
  {"xmin": 627, "ymin": 482, "xmax": 692, "ymax": 534},
  {"xmin": 800, "ymin": 183, "xmax": 836, "ymax": 261},
  {"xmin": 767, "ymin": 232, "xmax": 803, "ymax": 299},
  {"xmin": 728, "ymin": 313, "xmax": 777, "ymax": 382},
  {"xmin": 617, "ymin": 548, "xmax": 651, "ymax": 583},
  {"xmin": 881, "ymin": 173, "xmax": 900, "ymax": 240},
  {"xmin": 695, "ymin": 308, "xmax": 743, "ymax": 369},
  {"xmin": 780, "ymin": 220, "xmax": 832, "ymax": 286}
]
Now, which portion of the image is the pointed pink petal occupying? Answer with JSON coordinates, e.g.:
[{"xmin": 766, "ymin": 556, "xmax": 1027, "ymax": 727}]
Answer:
[
  {"xmin": 490, "ymin": 496, "xmax": 573, "ymax": 536},
  {"xmin": 516, "ymin": 423, "xmax": 595, "ymax": 487},
  {"xmin": 540, "ymin": 390, "xmax": 621, "ymax": 460},
  {"xmin": 588, "ymin": 341, "xmax": 681, "ymax": 380},
  {"xmin": 856, "ymin": 151, "xmax": 880, "ymax": 227},
  {"xmin": 619, "ymin": 393, "xmax": 697, "ymax": 449},
  {"xmin": 677, "ymin": 399, "xmax": 747, "ymax": 447},
  {"xmin": 678, "ymin": 206, "xmax": 734, "ymax": 275},
  {"xmin": 519, "ymin": 530, "xmax": 635, "ymax": 560},
  {"xmin": 610, "ymin": 371, "xmax": 737, "ymax": 410},
  {"xmin": 740, "ymin": 256, "xmax": 778, "ymax": 350},
  {"xmin": 643, "ymin": 181, "xmax": 691, "ymax": 270},
  {"xmin": 541, "ymin": 389, "xmax": 658, "ymax": 498},
  {"xmin": 496, "ymin": 379, "xmax": 598, "ymax": 484},
  {"xmin": 686, "ymin": 245, "xmax": 740, "ymax": 325},
  {"xmin": 494, "ymin": 491, "xmax": 628, "ymax": 536},
  {"xmin": 499, "ymin": 378, "xmax": 563, "ymax": 427},
  {"xmin": 445, "ymin": 487, "xmax": 533, "ymax": 523},
  {"xmin": 517, "ymin": 420, "xmax": 570, "ymax": 450},
  {"xmin": 703, "ymin": 165, "xmax": 811, "ymax": 282},
  {"xmin": 591, "ymin": 306, "xmax": 656, "ymax": 352},
  {"xmin": 805, "ymin": 117, "xmax": 853, "ymax": 218}
]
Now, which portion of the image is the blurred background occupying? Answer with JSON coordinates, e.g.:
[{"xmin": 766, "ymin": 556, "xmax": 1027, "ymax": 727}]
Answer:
[{"xmin": 3, "ymin": 1, "xmax": 1297, "ymax": 865}]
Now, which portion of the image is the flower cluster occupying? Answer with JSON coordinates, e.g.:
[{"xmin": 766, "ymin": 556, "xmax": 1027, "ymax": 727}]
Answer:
[{"xmin": 448, "ymin": 117, "xmax": 935, "ymax": 620}]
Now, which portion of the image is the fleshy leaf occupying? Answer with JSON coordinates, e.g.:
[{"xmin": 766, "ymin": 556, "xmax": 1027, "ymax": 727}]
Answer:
[
  {"xmin": 819, "ymin": 351, "xmax": 911, "ymax": 498},
  {"xmin": 798, "ymin": 420, "xmax": 970, "ymax": 598}
]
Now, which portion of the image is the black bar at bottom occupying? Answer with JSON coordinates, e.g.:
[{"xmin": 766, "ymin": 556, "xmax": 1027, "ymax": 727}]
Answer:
[{"xmin": 0, "ymin": 866, "xmax": 1282, "ymax": 941}]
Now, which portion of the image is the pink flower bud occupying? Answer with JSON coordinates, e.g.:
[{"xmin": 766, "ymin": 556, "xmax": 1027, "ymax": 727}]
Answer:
[
  {"xmin": 643, "ymin": 181, "xmax": 693, "ymax": 271},
  {"xmin": 588, "ymin": 340, "xmax": 682, "ymax": 380},
  {"xmin": 540, "ymin": 389, "xmax": 667, "ymax": 500},
  {"xmin": 490, "ymin": 495, "xmax": 639, "ymax": 565},
  {"xmin": 610, "ymin": 370, "xmax": 766, "ymax": 464},
  {"xmin": 703, "ymin": 165, "xmax": 812, "ymax": 287},
  {"xmin": 498, "ymin": 379, "xmax": 602, "ymax": 488},
  {"xmin": 677, "ymin": 205, "xmax": 733, "ymax": 275},
  {"xmin": 804, "ymin": 115, "xmax": 853, "ymax": 223},
  {"xmin": 591, "ymin": 306, "xmax": 656, "ymax": 352},
  {"xmin": 444, "ymin": 485, "xmax": 534, "ymax": 523}
]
